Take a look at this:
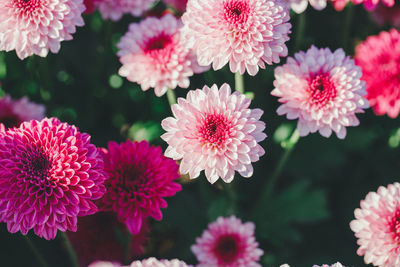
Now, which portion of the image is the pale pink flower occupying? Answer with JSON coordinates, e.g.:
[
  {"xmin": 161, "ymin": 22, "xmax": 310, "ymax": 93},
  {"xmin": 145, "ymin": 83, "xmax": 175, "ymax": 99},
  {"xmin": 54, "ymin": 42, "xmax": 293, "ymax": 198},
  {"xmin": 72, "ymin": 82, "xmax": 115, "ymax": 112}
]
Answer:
[
  {"xmin": 161, "ymin": 84, "xmax": 266, "ymax": 184},
  {"xmin": 88, "ymin": 262, "xmax": 122, "ymax": 267},
  {"xmin": 129, "ymin": 258, "xmax": 191, "ymax": 267},
  {"xmin": 0, "ymin": 94, "xmax": 45, "ymax": 129},
  {"xmin": 191, "ymin": 216, "xmax": 263, "ymax": 267},
  {"xmin": 350, "ymin": 183, "xmax": 400, "ymax": 267},
  {"xmin": 0, "ymin": 0, "xmax": 85, "ymax": 59},
  {"xmin": 181, "ymin": 0, "xmax": 291, "ymax": 76},
  {"xmin": 96, "ymin": 0, "xmax": 157, "ymax": 20},
  {"xmin": 287, "ymin": 0, "xmax": 327, "ymax": 13},
  {"xmin": 313, "ymin": 263, "xmax": 346, "ymax": 267},
  {"xmin": 271, "ymin": 46, "xmax": 369, "ymax": 139},
  {"xmin": 118, "ymin": 14, "xmax": 207, "ymax": 97}
]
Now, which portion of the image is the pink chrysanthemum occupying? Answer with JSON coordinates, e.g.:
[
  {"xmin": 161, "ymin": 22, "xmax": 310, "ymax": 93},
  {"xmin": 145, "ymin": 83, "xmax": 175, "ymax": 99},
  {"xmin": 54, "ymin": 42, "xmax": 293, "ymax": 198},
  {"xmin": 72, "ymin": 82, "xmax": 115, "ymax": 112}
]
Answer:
[
  {"xmin": 161, "ymin": 84, "xmax": 266, "ymax": 184},
  {"xmin": 350, "ymin": 183, "xmax": 400, "ymax": 267},
  {"xmin": 181, "ymin": 0, "xmax": 291, "ymax": 76},
  {"xmin": 191, "ymin": 216, "xmax": 263, "ymax": 267},
  {"xmin": 355, "ymin": 29, "xmax": 400, "ymax": 118},
  {"xmin": 313, "ymin": 263, "xmax": 345, "ymax": 267},
  {"xmin": 371, "ymin": 2, "xmax": 400, "ymax": 26},
  {"xmin": 0, "ymin": 118, "xmax": 106, "ymax": 240},
  {"xmin": 330, "ymin": 0, "xmax": 395, "ymax": 10},
  {"xmin": 96, "ymin": 0, "xmax": 157, "ymax": 20},
  {"xmin": 89, "ymin": 262, "xmax": 122, "ymax": 267},
  {"xmin": 0, "ymin": 0, "xmax": 85, "ymax": 59},
  {"xmin": 271, "ymin": 46, "xmax": 369, "ymax": 139},
  {"xmin": 129, "ymin": 258, "xmax": 191, "ymax": 267},
  {"xmin": 117, "ymin": 14, "xmax": 207, "ymax": 97},
  {"xmin": 0, "ymin": 94, "xmax": 45, "ymax": 129},
  {"xmin": 164, "ymin": 0, "xmax": 187, "ymax": 12},
  {"xmin": 0, "ymin": 123, "xmax": 5, "ymax": 133},
  {"xmin": 99, "ymin": 140, "xmax": 181, "ymax": 234},
  {"xmin": 287, "ymin": 0, "xmax": 327, "ymax": 13}
]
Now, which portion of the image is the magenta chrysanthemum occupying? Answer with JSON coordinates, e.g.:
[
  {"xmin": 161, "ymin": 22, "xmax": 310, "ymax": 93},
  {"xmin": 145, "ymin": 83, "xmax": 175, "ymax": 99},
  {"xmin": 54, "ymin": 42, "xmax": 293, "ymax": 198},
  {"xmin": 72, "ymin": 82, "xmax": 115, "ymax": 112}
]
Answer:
[
  {"xmin": 191, "ymin": 216, "xmax": 263, "ymax": 267},
  {"xmin": 181, "ymin": 0, "xmax": 291, "ymax": 76},
  {"xmin": 117, "ymin": 14, "xmax": 207, "ymax": 97},
  {"xmin": 96, "ymin": 0, "xmax": 156, "ymax": 20},
  {"xmin": 129, "ymin": 258, "xmax": 191, "ymax": 267},
  {"xmin": 0, "ymin": 94, "xmax": 45, "ymax": 129},
  {"xmin": 161, "ymin": 84, "xmax": 266, "ymax": 184},
  {"xmin": 350, "ymin": 183, "xmax": 400, "ymax": 267},
  {"xmin": 271, "ymin": 46, "xmax": 369, "ymax": 139},
  {"xmin": 355, "ymin": 29, "xmax": 400, "ymax": 118},
  {"xmin": 99, "ymin": 140, "xmax": 181, "ymax": 234},
  {"xmin": 0, "ymin": 0, "xmax": 85, "ymax": 59},
  {"xmin": 330, "ymin": 0, "xmax": 395, "ymax": 10},
  {"xmin": 313, "ymin": 263, "xmax": 346, "ymax": 267},
  {"xmin": 0, "ymin": 118, "xmax": 106, "ymax": 240}
]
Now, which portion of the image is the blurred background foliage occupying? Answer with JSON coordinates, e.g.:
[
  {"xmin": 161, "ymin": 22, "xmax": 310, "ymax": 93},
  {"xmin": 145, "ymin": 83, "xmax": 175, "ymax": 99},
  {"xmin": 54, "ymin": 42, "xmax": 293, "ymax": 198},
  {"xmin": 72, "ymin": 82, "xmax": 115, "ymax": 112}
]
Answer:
[{"xmin": 0, "ymin": 2, "xmax": 399, "ymax": 267}]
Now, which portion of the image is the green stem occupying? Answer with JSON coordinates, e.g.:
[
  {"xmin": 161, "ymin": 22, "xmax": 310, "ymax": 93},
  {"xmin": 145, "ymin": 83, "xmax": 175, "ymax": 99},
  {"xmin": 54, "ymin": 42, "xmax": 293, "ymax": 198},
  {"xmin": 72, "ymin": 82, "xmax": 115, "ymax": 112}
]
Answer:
[
  {"xmin": 294, "ymin": 12, "xmax": 306, "ymax": 52},
  {"xmin": 254, "ymin": 129, "xmax": 300, "ymax": 214},
  {"xmin": 166, "ymin": 89, "xmax": 177, "ymax": 106},
  {"xmin": 234, "ymin": 72, "xmax": 244, "ymax": 93},
  {"xmin": 342, "ymin": 4, "xmax": 354, "ymax": 52},
  {"xmin": 60, "ymin": 232, "xmax": 80, "ymax": 267},
  {"xmin": 23, "ymin": 235, "xmax": 49, "ymax": 267}
]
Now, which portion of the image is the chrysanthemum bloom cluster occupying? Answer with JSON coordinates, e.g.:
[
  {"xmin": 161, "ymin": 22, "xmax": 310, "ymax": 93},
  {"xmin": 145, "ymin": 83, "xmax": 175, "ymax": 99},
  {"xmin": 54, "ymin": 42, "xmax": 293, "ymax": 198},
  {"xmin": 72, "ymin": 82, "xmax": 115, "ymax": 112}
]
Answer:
[
  {"xmin": 287, "ymin": 0, "xmax": 326, "ymax": 14},
  {"xmin": 164, "ymin": 0, "xmax": 187, "ymax": 12},
  {"xmin": 89, "ymin": 258, "xmax": 191, "ymax": 267},
  {"xmin": 330, "ymin": 0, "xmax": 395, "ymax": 10},
  {"xmin": 0, "ymin": 95, "xmax": 45, "ymax": 129},
  {"xmin": 162, "ymin": 84, "xmax": 266, "ymax": 183},
  {"xmin": 355, "ymin": 29, "xmax": 400, "ymax": 118},
  {"xmin": 96, "ymin": 0, "xmax": 157, "ymax": 21},
  {"xmin": 313, "ymin": 263, "xmax": 345, "ymax": 267},
  {"xmin": 181, "ymin": 0, "xmax": 291, "ymax": 76},
  {"xmin": 272, "ymin": 46, "xmax": 369, "ymax": 139},
  {"xmin": 118, "ymin": 14, "xmax": 207, "ymax": 97},
  {"xmin": 371, "ymin": 2, "xmax": 400, "ymax": 26},
  {"xmin": 350, "ymin": 183, "xmax": 400, "ymax": 266},
  {"xmin": 0, "ymin": 0, "xmax": 85, "ymax": 59},
  {"xmin": 191, "ymin": 216, "xmax": 263, "ymax": 267},
  {"xmin": 0, "ymin": 118, "xmax": 106, "ymax": 240},
  {"xmin": 68, "ymin": 212, "xmax": 148, "ymax": 266},
  {"xmin": 99, "ymin": 140, "xmax": 181, "ymax": 234}
]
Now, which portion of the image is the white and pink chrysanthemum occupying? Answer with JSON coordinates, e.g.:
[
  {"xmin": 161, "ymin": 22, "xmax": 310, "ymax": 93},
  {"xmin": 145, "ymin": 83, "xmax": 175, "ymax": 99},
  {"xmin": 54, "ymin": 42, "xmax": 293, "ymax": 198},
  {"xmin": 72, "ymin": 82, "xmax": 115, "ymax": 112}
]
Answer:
[
  {"xmin": 0, "ymin": 94, "xmax": 45, "ymax": 129},
  {"xmin": 96, "ymin": 0, "xmax": 156, "ymax": 21},
  {"xmin": 313, "ymin": 263, "xmax": 346, "ymax": 267},
  {"xmin": 88, "ymin": 262, "xmax": 122, "ymax": 267},
  {"xmin": 181, "ymin": 0, "xmax": 291, "ymax": 76},
  {"xmin": 129, "ymin": 258, "xmax": 191, "ymax": 267},
  {"xmin": 287, "ymin": 0, "xmax": 327, "ymax": 13},
  {"xmin": 350, "ymin": 183, "xmax": 400, "ymax": 267},
  {"xmin": 0, "ymin": 118, "xmax": 106, "ymax": 240},
  {"xmin": 118, "ymin": 14, "xmax": 207, "ymax": 97},
  {"xmin": 0, "ymin": 0, "xmax": 85, "ymax": 59},
  {"xmin": 271, "ymin": 46, "xmax": 369, "ymax": 139},
  {"xmin": 191, "ymin": 216, "xmax": 263, "ymax": 267},
  {"xmin": 161, "ymin": 84, "xmax": 266, "ymax": 184}
]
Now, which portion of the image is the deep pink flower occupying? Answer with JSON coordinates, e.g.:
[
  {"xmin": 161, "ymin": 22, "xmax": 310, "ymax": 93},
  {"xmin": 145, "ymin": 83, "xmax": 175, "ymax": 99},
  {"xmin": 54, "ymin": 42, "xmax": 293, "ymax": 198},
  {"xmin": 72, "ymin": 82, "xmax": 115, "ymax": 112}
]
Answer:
[
  {"xmin": 161, "ymin": 84, "xmax": 266, "ymax": 184},
  {"xmin": 313, "ymin": 263, "xmax": 346, "ymax": 267},
  {"xmin": 371, "ymin": 2, "xmax": 400, "ymax": 26},
  {"xmin": 355, "ymin": 29, "xmax": 400, "ymax": 118},
  {"xmin": 272, "ymin": 46, "xmax": 369, "ymax": 139},
  {"xmin": 68, "ymin": 212, "xmax": 148, "ymax": 266},
  {"xmin": 99, "ymin": 140, "xmax": 181, "ymax": 235},
  {"xmin": 118, "ymin": 14, "xmax": 207, "ymax": 97},
  {"xmin": 96, "ymin": 0, "xmax": 157, "ymax": 21},
  {"xmin": 0, "ymin": 123, "xmax": 4, "ymax": 133},
  {"xmin": 164, "ymin": 0, "xmax": 188, "ymax": 12},
  {"xmin": 0, "ymin": 94, "xmax": 45, "ymax": 129},
  {"xmin": 0, "ymin": 0, "xmax": 85, "ymax": 59},
  {"xmin": 330, "ymin": 0, "xmax": 395, "ymax": 10},
  {"xmin": 0, "ymin": 118, "xmax": 106, "ymax": 240},
  {"xmin": 129, "ymin": 258, "xmax": 191, "ymax": 266},
  {"xmin": 181, "ymin": 0, "xmax": 291, "ymax": 76},
  {"xmin": 191, "ymin": 216, "xmax": 263, "ymax": 267},
  {"xmin": 350, "ymin": 183, "xmax": 400, "ymax": 267},
  {"xmin": 84, "ymin": 0, "xmax": 100, "ymax": 13}
]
